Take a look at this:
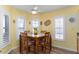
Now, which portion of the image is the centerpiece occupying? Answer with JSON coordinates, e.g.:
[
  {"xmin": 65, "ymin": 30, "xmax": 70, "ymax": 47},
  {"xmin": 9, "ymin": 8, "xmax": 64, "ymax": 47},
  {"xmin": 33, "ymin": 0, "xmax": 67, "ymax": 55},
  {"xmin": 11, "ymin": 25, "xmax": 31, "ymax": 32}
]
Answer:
[{"xmin": 34, "ymin": 28, "xmax": 38, "ymax": 35}]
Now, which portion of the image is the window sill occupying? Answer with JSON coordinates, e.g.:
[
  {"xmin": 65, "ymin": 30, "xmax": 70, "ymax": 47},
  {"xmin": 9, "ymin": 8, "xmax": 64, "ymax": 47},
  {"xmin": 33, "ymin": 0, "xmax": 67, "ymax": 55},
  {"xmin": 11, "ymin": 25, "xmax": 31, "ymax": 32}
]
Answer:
[{"xmin": 55, "ymin": 39, "xmax": 64, "ymax": 41}]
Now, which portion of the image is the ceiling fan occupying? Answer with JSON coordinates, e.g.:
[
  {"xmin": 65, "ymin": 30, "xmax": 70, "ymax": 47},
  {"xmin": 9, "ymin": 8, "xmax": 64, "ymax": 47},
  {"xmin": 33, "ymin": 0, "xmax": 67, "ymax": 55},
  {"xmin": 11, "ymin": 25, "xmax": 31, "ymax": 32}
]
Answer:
[{"xmin": 32, "ymin": 6, "xmax": 38, "ymax": 14}]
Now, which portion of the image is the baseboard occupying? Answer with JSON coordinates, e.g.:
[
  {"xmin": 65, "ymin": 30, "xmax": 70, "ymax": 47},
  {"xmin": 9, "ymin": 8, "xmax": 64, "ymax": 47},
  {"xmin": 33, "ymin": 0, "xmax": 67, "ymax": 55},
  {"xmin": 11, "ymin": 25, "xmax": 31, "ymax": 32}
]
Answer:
[
  {"xmin": 53, "ymin": 45, "xmax": 77, "ymax": 53},
  {"xmin": 7, "ymin": 45, "xmax": 19, "ymax": 54},
  {"xmin": 6, "ymin": 45, "xmax": 77, "ymax": 54}
]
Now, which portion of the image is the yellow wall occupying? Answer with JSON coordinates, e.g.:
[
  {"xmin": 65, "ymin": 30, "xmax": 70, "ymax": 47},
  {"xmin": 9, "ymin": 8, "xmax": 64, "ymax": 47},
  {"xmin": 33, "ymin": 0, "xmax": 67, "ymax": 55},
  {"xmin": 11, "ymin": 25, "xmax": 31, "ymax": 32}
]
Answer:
[
  {"xmin": 39, "ymin": 6, "xmax": 79, "ymax": 51},
  {"xmin": 0, "ymin": 5, "xmax": 31, "ymax": 53},
  {"xmin": 0, "ymin": 6, "xmax": 79, "ymax": 53}
]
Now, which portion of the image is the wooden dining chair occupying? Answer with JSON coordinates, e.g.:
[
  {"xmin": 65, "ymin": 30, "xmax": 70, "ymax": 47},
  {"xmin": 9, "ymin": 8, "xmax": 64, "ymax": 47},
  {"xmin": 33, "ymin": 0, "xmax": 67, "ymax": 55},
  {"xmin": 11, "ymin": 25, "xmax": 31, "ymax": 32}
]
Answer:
[
  {"xmin": 27, "ymin": 37, "xmax": 35, "ymax": 53},
  {"xmin": 41, "ymin": 31, "xmax": 46, "ymax": 33},
  {"xmin": 24, "ymin": 31, "xmax": 30, "ymax": 33},
  {"xmin": 20, "ymin": 32, "xmax": 28, "ymax": 54},
  {"xmin": 36, "ymin": 36, "xmax": 45, "ymax": 53},
  {"xmin": 45, "ymin": 32, "xmax": 52, "ymax": 53}
]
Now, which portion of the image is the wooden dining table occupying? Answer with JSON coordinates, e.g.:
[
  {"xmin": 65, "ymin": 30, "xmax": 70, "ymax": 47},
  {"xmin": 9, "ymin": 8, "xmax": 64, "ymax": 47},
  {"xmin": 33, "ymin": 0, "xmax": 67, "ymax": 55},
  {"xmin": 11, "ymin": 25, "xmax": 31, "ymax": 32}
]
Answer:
[
  {"xmin": 20, "ymin": 32, "xmax": 52, "ymax": 54},
  {"xmin": 27, "ymin": 33, "xmax": 45, "ymax": 38}
]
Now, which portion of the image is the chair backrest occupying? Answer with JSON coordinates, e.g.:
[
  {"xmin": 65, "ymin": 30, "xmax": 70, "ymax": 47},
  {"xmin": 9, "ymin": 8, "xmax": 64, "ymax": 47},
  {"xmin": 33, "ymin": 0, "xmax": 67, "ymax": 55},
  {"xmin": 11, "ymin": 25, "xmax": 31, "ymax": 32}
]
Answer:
[
  {"xmin": 45, "ymin": 32, "xmax": 50, "ymax": 37},
  {"xmin": 41, "ymin": 31, "xmax": 46, "ymax": 33},
  {"xmin": 20, "ymin": 32, "xmax": 28, "ymax": 53},
  {"xmin": 45, "ymin": 32, "xmax": 51, "ymax": 43},
  {"xmin": 24, "ymin": 31, "xmax": 30, "ymax": 33}
]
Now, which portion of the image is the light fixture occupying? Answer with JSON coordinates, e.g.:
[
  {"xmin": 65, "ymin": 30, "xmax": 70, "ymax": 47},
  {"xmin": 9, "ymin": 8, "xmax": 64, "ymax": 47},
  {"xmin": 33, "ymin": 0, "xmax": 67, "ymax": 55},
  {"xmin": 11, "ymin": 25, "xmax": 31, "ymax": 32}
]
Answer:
[
  {"xmin": 32, "ymin": 10, "xmax": 37, "ymax": 14},
  {"xmin": 34, "ymin": 6, "xmax": 38, "ymax": 10},
  {"xmin": 32, "ymin": 6, "xmax": 38, "ymax": 14}
]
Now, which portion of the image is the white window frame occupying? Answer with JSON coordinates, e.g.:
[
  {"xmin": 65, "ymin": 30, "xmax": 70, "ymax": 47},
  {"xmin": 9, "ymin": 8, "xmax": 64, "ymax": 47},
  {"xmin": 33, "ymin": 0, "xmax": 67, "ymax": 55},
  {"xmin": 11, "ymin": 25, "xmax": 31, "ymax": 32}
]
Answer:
[
  {"xmin": 16, "ymin": 16, "xmax": 26, "ymax": 40},
  {"xmin": 54, "ymin": 16, "xmax": 65, "ymax": 41},
  {"xmin": 0, "ymin": 9, "xmax": 10, "ymax": 48},
  {"xmin": 30, "ymin": 17, "xmax": 40, "ymax": 34}
]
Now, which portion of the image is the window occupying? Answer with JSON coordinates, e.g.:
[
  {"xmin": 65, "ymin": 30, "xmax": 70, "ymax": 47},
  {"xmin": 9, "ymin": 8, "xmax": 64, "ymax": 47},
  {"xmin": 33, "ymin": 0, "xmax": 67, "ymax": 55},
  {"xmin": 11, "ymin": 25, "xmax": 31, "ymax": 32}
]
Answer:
[
  {"xmin": 54, "ymin": 17, "xmax": 64, "ymax": 41},
  {"xmin": 3, "ymin": 15, "xmax": 9, "ymax": 43},
  {"xmin": 0, "ymin": 14, "xmax": 10, "ymax": 48},
  {"xmin": 32, "ymin": 20, "xmax": 39, "ymax": 28},
  {"xmin": 31, "ymin": 20, "xmax": 40, "ymax": 33},
  {"xmin": 16, "ymin": 17, "xmax": 25, "ymax": 40}
]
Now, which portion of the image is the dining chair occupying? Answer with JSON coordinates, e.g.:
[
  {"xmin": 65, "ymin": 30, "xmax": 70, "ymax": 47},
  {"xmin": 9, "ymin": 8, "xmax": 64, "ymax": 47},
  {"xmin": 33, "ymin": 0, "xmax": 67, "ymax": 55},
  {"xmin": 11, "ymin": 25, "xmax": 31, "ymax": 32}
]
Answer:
[
  {"xmin": 27, "ymin": 37, "xmax": 35, "ymax": 53},
  {"xmin": 45, "ymin": 32, "xmax": 52, "ymax": 53},
  {"xmin": 20, "ymin": 32, "xmax": 28, "ymax": 54},
  {"xmin": 41, "ymin": 31, "xmax": 46, "ymax": 33},
  {"xmin": 36, "ymin": 36, "xmax": 45, "ymax": 53}
]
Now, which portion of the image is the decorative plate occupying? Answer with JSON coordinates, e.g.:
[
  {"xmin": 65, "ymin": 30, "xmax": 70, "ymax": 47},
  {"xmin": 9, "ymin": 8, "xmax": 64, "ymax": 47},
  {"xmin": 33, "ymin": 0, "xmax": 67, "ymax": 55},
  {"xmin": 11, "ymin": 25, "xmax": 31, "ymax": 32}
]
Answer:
[
  {"xmin": 40, "ymin": 21, "xmax": 42, "ymax": 25},
  {"xmin": 69, "ymin": 17, "xmax": 75, "ymax": 23},
  {"xmin": 44, "ymin": 20, "xmax": 51, "ymax": 26}
]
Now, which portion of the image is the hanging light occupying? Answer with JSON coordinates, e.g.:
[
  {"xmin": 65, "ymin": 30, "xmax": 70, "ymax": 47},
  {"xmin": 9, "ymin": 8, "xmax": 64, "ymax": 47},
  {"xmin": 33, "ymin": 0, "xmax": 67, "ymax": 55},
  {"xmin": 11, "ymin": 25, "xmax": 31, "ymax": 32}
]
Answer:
[
  {"xmin": 32, "ymin": 6, "xmax": 38, "ymax": 14},
  {"xmin": 32, "ymin": 10, "xmax": 37, "ymax": 14},
  {"xmin": 33, "ymin": 6, "xmax": 38, "ymax": 10}
]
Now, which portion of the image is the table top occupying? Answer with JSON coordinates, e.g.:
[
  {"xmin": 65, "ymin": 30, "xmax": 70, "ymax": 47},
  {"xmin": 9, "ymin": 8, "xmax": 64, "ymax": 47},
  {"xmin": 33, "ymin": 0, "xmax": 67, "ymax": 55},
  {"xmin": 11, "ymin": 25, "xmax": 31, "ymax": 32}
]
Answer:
[{"xmin": 27, "ymin": 33, "xmax": 45, "ymax": 37}]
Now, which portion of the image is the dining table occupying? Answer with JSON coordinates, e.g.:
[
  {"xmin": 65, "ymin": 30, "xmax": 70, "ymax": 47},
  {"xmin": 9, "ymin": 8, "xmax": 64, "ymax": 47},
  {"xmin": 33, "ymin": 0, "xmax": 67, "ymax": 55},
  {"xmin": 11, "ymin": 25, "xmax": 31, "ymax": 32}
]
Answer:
[{"xmin": 20, "ymin": 32, "xmax": 52, "ymax": 54}]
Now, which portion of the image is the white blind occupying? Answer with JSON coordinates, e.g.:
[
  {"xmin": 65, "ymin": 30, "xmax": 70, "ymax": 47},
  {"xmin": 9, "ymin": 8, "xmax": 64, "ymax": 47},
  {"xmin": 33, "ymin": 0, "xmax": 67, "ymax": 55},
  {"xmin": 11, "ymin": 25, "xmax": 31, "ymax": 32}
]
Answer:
[
  {"xmin": 31, "ymin": 20, "xmax": 40, "ymax": 33},
  {"xmin": 32, "ymin": 20, "xmax": 39, "ymax": 28},
  {"xmin": 16, "ymin": 17, "xmax": 25, "ymax": 40},
  {"xmin": 55, "ymin": 17, "xmax": 64, "ymax": 40},
  {"xmin": 0, "ymin": 15, "xmax": 9, "ymax": 48}
]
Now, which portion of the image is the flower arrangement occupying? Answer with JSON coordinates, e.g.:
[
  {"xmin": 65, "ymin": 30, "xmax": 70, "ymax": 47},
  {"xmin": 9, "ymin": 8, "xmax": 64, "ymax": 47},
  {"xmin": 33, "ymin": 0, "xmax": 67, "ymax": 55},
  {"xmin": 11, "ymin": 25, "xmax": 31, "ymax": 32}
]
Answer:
[{"xmin": 34, "ymin": 28, "xmax": 38, "ymax": 35}]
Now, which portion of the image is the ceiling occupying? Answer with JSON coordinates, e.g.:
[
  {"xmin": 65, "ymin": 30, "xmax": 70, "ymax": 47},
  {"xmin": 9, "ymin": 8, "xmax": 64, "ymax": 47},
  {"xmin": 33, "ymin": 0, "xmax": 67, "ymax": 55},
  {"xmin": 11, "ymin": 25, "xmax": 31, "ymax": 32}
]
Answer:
[{"xmin": 12, "ymin": 5, "xmax": 71, "ymax": 13}]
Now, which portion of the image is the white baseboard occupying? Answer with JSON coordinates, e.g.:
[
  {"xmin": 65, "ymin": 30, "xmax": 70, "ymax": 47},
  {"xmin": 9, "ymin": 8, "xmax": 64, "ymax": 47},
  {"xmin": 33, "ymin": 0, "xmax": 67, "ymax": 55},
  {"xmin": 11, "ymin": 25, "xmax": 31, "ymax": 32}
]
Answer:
[
  {"xmin": 7, "ymin": 45, "xmax": 19, "ymax": 54},
  {"xmin": 53, "ymin": 45, "xmax": 77, "ymax": 52}
]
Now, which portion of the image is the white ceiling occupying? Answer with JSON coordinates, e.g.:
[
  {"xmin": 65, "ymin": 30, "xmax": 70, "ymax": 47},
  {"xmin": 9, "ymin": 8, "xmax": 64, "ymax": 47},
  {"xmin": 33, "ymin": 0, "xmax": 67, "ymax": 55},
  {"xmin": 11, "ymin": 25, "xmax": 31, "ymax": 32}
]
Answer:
[{"xmin": 12, "ymin": 5, "xmax": 71, "ymax": 13}]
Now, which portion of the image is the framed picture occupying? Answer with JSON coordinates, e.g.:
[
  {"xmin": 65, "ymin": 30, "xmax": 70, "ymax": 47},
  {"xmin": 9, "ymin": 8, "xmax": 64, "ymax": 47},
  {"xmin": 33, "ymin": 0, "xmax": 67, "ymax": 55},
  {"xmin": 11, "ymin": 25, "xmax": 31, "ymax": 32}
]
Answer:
[{"xmin": 40, "ymin": 21, "xmax": 42, "ymax": 25}]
